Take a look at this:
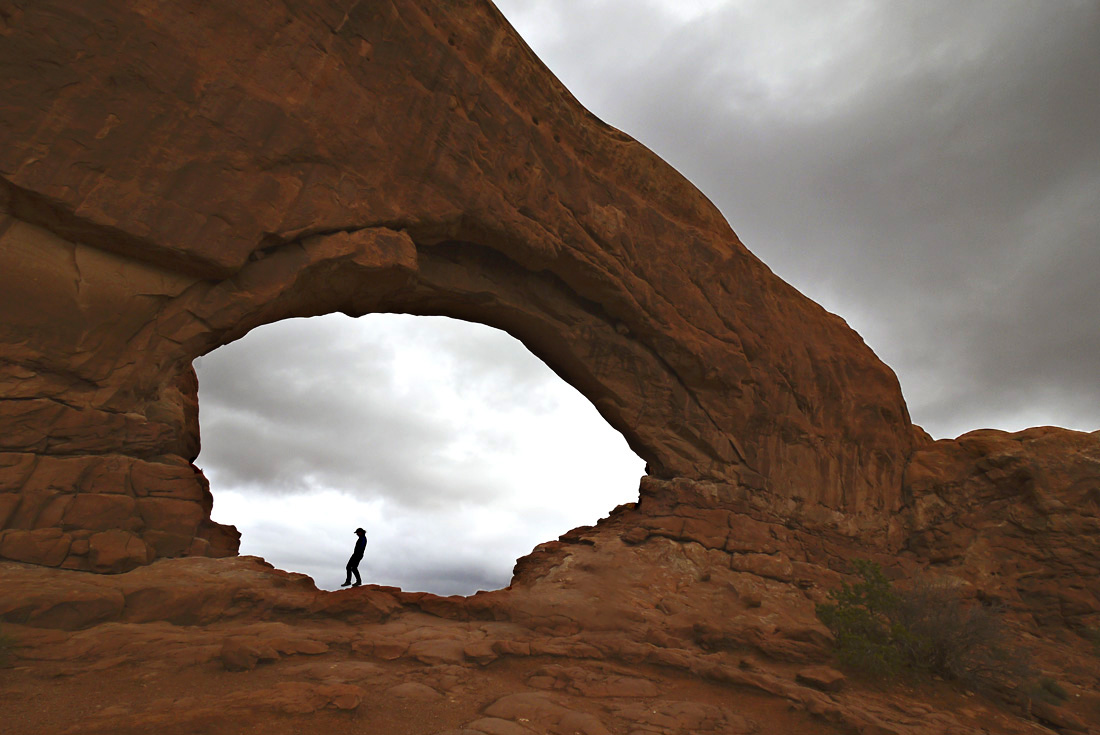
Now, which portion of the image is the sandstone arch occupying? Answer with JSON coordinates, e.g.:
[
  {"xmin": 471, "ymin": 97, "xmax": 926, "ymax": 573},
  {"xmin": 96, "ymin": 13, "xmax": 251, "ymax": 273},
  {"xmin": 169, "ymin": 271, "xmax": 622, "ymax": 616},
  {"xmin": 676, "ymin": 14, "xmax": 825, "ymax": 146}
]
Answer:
[{"xmin": 0, "ymin": 0, "xmax": 924, "ymax": 571}]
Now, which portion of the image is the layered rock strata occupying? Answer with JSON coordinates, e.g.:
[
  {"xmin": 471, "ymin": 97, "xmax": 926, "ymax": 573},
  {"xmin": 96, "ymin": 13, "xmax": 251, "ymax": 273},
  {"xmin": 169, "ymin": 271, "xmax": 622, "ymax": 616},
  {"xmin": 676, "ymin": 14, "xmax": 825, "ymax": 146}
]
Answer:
[{"xmin": 3, "ymin": 471, "xmax": 1098, "ymax": 733}]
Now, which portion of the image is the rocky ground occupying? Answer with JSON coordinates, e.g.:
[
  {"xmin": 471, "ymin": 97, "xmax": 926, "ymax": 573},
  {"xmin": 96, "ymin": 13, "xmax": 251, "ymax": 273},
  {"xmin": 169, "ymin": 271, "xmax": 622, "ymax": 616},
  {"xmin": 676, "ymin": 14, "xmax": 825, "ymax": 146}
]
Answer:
[{"xmin": 3, "ymin": 470, "xmax": 1098, "ymax": 735}]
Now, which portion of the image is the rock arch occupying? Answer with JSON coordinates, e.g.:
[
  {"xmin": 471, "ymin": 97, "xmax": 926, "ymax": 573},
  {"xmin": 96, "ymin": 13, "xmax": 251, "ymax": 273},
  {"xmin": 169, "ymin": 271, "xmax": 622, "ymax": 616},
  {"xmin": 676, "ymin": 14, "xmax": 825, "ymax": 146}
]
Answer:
[{"xmin": 0, "ymin": 0, "xmax": 923, "ymax": 571}]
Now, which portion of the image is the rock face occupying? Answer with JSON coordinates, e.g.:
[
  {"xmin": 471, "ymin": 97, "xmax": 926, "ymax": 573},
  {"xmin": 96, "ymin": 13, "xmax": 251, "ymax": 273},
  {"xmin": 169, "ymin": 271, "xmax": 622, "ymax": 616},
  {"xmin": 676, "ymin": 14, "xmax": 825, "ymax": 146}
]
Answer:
[
  {"xmin": 900, "ymin": 427, "xmax": 1100, "ymax": 631},
  {"xmin": 0, "ymin": 0, "xmax": 927, "ymax": 569}
]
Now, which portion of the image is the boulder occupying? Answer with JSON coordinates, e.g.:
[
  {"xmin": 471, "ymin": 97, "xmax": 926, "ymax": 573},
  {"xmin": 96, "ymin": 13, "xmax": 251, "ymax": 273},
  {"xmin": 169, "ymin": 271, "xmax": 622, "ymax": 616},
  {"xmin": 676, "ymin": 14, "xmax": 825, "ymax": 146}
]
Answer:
[
  {"xmin": 385, "ymin": 682, "xmax": 444, "ymax": 702},
  {"xmin": 88, "ymin": 530, "xmax": 150, "ymax": 573},
  {"xmin": 219, "ymin": 635, "xmax": 280, "ymax": 672},
  {"xmin": 796, "ymin": 666, "xmax": 847, "ymax": 693}
]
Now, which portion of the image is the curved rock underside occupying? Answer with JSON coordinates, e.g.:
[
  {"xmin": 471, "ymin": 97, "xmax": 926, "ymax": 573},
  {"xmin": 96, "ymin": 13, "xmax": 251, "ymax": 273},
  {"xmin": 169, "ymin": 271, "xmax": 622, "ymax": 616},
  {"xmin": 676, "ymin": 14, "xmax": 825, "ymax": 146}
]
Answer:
[{"xmin": 1, "ymin": 1, "xmax": 1098, "ymax": 733}]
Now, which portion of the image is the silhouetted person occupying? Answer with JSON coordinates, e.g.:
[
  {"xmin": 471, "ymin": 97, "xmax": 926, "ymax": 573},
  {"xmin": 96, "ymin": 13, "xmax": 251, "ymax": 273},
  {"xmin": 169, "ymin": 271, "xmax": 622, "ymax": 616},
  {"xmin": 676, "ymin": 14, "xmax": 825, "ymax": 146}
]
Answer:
[{"xmin": 342, "ymin": 527, "xmax": 367, "ymax": 587}]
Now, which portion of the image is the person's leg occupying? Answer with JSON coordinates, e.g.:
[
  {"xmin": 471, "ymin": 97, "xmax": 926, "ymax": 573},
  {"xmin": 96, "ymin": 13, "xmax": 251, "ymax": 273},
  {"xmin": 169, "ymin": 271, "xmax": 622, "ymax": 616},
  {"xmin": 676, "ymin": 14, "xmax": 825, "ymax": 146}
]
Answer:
[
  {"xmin": 351, "ymin": 562, "xmax": 362, "ymax": 586},
  {"xmin": 342, "ymin": 557, "xmax": 355, "ymax": 586}
]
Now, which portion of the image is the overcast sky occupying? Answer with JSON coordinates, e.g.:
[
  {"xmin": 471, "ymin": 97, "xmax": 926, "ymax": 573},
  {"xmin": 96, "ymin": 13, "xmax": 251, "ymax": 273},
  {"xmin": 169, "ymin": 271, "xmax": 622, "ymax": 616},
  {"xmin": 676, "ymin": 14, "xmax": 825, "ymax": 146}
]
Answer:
[{"xmin": 199, "ymin": 0, "xmax": 1099, "ymax": 594}]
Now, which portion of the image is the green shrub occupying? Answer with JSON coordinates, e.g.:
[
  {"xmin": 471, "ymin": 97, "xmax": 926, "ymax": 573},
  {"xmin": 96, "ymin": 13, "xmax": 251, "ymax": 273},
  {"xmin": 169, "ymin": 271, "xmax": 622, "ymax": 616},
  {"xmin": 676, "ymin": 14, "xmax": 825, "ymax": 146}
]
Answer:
[
  {"xmin": 815, "ymin": 559, "xmax": 903, "ymax": 677},
  {"xmin": 816, "ymin": 560, "xmax": 1031, "ymax": 695},
  {"xmin": 1028, "ymin": 676, "xmax": 1069, "ymax": 704}
]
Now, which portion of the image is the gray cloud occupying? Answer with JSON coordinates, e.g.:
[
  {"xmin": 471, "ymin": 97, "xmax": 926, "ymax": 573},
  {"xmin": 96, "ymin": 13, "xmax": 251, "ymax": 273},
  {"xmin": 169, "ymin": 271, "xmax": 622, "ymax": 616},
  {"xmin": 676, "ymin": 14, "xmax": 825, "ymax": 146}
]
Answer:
[
  {"xmin": 400, "ymin": 316, "xmax": 563, "ymax": 414},
  {"xmin": 497, "ymin": 0, "xmax": 1100, "ymax": 439}
]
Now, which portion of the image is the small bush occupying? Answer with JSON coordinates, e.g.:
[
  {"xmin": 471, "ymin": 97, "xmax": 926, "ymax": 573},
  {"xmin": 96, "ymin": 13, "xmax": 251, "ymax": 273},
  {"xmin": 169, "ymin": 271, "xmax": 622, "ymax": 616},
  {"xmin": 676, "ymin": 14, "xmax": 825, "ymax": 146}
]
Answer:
[
  {"xmin": 815, "ymin": 559, "xmax": 903, "ymax": 677},
  {"xmin": 892, "ymin": 574, "xmax": 1031, "ymax": 692},
  {"xmin": 1028, "ymin": 676, "xmax": 1069, "ymax": 704},
  {"xmin": 816, "ymin": 560, "xmax": 1031, "ymax": 695}
]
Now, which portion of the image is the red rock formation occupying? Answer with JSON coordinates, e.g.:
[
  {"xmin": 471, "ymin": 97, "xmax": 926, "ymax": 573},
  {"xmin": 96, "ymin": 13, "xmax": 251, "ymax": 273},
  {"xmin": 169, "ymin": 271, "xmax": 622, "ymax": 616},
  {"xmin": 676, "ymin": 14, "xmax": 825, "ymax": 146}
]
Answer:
[
  {"xmin": 1, "ymin": 0, "xmax": 925, "ymax": 570},
  {"xmin": 1, "ymin": 2, "xmax": 1098, "ymax": 732}
]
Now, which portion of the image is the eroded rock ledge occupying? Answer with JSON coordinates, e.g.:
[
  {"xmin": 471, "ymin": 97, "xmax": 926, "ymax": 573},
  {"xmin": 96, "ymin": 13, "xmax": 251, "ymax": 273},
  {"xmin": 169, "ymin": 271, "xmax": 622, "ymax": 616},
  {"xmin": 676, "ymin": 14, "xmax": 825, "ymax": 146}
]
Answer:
[{"xmin": 3, "ymin": 471, "xmax": 1098, "ymax": 734}]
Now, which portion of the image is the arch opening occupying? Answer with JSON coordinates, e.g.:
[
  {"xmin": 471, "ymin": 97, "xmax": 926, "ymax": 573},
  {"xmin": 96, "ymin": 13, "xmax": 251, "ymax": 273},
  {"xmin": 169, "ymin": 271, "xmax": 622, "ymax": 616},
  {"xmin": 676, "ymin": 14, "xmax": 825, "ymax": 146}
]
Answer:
[{"xmin": 195, "ymin": 312, "xmax": 645, "ymax": 595}]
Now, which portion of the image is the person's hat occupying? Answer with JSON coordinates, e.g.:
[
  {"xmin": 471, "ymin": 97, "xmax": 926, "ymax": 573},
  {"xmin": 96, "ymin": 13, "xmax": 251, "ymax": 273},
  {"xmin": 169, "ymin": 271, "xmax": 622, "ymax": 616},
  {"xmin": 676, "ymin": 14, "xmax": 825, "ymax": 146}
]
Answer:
[{"xmin": 354, "ymin": 528, "xmax": 366, "ymax": 534}]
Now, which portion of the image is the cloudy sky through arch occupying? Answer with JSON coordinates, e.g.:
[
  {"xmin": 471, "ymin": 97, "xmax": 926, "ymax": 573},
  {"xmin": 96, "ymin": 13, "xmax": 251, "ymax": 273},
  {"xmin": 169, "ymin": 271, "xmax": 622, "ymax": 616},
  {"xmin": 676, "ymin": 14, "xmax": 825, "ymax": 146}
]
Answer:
[
  {"xmin": 197, "ymin": 0, "xmax": 1098, "ymax": 594},
  {"xmin": 198, "ymin": 314, "xmax": 646, "ymax": 594}
]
